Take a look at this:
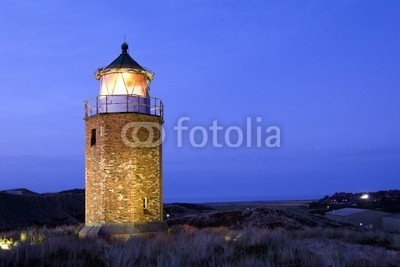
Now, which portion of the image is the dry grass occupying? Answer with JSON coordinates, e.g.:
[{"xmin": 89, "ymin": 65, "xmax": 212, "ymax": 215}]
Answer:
[{"xmin": 0, "ymin": 224, "xmax": 399, "ymax": 267}]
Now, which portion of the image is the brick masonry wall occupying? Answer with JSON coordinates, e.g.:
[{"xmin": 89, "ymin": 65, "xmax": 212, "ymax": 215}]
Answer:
[{"xmin": 85, "ymin": 113, "xmax": 163, "ymax": 224}]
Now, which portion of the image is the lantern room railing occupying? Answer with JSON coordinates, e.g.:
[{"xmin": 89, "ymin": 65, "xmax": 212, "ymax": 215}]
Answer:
[{"xmin": 84, "ymin": 95, "xmax": 163, "ymax": 119}]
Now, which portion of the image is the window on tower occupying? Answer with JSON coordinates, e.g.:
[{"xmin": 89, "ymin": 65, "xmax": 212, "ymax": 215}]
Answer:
[
  {"xmin": 91, "ymin": 129, "xmax": 96, "ymax": 146},
  {"xmin": 143, "ymin": 197, "xmax": 148, "ymax": 210}
]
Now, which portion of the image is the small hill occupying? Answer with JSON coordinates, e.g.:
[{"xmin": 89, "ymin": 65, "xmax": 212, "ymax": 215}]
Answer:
[
  {"xmin": 0, "ymin": 189, "xmax": 84, "ymax": 231},
  {"xmin": 1, "ymin": 188, "xmax": 38, "ymax": 196}
]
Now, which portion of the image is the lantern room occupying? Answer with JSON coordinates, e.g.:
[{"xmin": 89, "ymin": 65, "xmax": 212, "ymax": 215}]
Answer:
[
  {"xmin": 84, "ymin": 43, "xmax": 163, "ymax": 117},
  {"xmin": 95, "ymin": 42, "xmax": 154, "ymax": 97}
]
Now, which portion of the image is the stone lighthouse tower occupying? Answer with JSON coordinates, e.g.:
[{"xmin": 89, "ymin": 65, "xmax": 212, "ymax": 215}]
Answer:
[{"xmin": 79, "ymin": 43, "xmax": 165, "ymax": 238}]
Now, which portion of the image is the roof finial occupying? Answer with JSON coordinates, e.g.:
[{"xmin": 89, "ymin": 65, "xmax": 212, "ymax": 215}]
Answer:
[
  {"xmin": 121, "ymin": 42, "xmax": 129, "ymax": 54},
  {"xmin": 121, "ymin": 35, "xmax": 129, "ymax": 53}
]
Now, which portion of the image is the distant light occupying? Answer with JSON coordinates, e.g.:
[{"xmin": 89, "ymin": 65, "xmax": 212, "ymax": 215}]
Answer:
[
  {"xmin": 360, "ymin": 223, "xmax": 363, "ymax": 226},
  {"xmin": 0, "ymin": 239, "xmax": 14, "ymax": 250},
  {"xmin": 0, "ymin": 244, "xmax": 10, "ymax": 250},
  {"xmin": 360, "ymin": 194, "xmax": 369, "ymax": 200},
  {"xmin": 166, "ymin": 214, "xmax": 170, "ymax": 218}
]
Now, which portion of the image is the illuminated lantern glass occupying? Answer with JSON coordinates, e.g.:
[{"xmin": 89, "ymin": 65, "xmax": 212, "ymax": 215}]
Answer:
[
  {"xmin": 95, "ymin": 43, "xmax": 154, "ymax": 113},
  {"xmin": 99, "ymin": 70, "xmax": 149, "ymax": 96}
]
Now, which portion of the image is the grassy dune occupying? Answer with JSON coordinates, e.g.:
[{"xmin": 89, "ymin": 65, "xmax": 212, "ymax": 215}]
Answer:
[{"xmin": 0, "ymin": 224, "xmax": 399, "ymax": 266}]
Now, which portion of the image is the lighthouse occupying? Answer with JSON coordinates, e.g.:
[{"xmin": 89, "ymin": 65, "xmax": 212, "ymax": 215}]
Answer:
[{"xmin": 79, "ymin": 43, "xmax": 165, "ymax": 238}]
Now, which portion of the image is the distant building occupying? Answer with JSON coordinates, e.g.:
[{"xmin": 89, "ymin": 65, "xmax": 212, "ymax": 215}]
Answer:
[
  {"xmin": 382, "ymin": 213, "xmax": 400, "ymax": 233},
  {"xmin": 325, "ymin": 208, "xmax": 389, "ymax": 229}
]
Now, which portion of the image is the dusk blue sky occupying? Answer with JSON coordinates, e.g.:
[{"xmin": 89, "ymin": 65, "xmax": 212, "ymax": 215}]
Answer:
[{"xmin": 0, "ymin": 1, "xmax": 399, "ymax": 202}]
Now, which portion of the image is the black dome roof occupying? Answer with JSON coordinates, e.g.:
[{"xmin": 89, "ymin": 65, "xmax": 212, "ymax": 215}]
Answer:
[{"xmin": 103, "ymin": 42, "xmax": 146, "ymax": 71}]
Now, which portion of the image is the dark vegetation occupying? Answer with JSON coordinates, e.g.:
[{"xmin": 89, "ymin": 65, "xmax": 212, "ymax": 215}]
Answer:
[
  {"xmin": 0, "ymin": 223, "xmax": 399, "ymax": 266},
  {"xmin": 167, "ymin": 207, "xmax": 348, "ymax": 230}
]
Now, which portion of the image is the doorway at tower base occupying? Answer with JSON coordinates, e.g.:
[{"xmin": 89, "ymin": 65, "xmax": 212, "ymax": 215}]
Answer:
[{"xmin": 79, "ymin": 222, "xmax": 168, "ymax": 240}]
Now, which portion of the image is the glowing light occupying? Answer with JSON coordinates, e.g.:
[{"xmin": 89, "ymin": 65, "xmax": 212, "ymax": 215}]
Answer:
[
  {"xmin": 224, "ymin": 234, "xmax": 240, "ymax": 242},
  {"xmin": 99, "ymin": 70, "xmax": 149, "ymax": 97},
  {"xmin": 360, "ymin": 194, "xmax": 369, "ymax": 200},
  {"xmin": 0, "ymin": 238, "xmax": 14, "ymax": 250},
  {"xmin": 20, "ymin": 232, "xmax": 27, "ymax": 242},
  {"xmin": 0, "ymin": 244, "xmax": 10, "ymax": 250}
]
